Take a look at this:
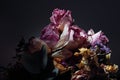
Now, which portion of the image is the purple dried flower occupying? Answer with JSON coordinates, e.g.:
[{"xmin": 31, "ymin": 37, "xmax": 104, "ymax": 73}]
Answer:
[
  {"xmin": 70, "ymin": 25, "xmax": 87, "ymax": 39},
  {"xmin": 100, "ymin": 45, "xmax": 111, "ymax": 54},
  {"xmin": 88, "ymin": 30, "xmax": 109, "ymax": 46}
]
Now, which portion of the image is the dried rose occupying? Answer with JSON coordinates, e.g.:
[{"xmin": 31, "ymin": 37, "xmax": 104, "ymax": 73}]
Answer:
[{"xmin": 50, "ymin": 8, "xmax": 73, "ymax": 25}]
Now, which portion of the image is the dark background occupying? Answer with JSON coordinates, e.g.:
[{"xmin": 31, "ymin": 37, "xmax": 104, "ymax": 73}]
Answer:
[{"xmin": 0, "ymin": 0, "xmax": 120, "ymax": 67}]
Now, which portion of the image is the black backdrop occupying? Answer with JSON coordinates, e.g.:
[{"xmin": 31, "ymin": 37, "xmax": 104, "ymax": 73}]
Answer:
[{"xmin": 0, "ymin": 0, "xmax": 120, "ymax": 67}]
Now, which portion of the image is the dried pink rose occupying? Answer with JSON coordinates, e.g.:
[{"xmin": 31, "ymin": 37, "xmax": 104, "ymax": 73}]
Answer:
[
  {"xmin": 50, "ymin": 8, "xmax": 73, "ymax": 26},
  {"xmin": 40, "ymin": 8, "xmax": 74, "ymax": 48}
]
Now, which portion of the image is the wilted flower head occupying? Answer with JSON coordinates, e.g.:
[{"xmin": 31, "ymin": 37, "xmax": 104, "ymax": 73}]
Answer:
[
  {"xmin": 102, "ymin": 64, "xmax": 119, "ymax": 73},
  {"xmin": 88, "ymin": 30, "xmax": 109, "ymax": 46},
  {"xmin": 40, "ymin": 8, "xmax": 74, "ymax": 48},
  {"xmin": 50, "ymin": 8, "xmax": 73, "ymax": 26}
]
